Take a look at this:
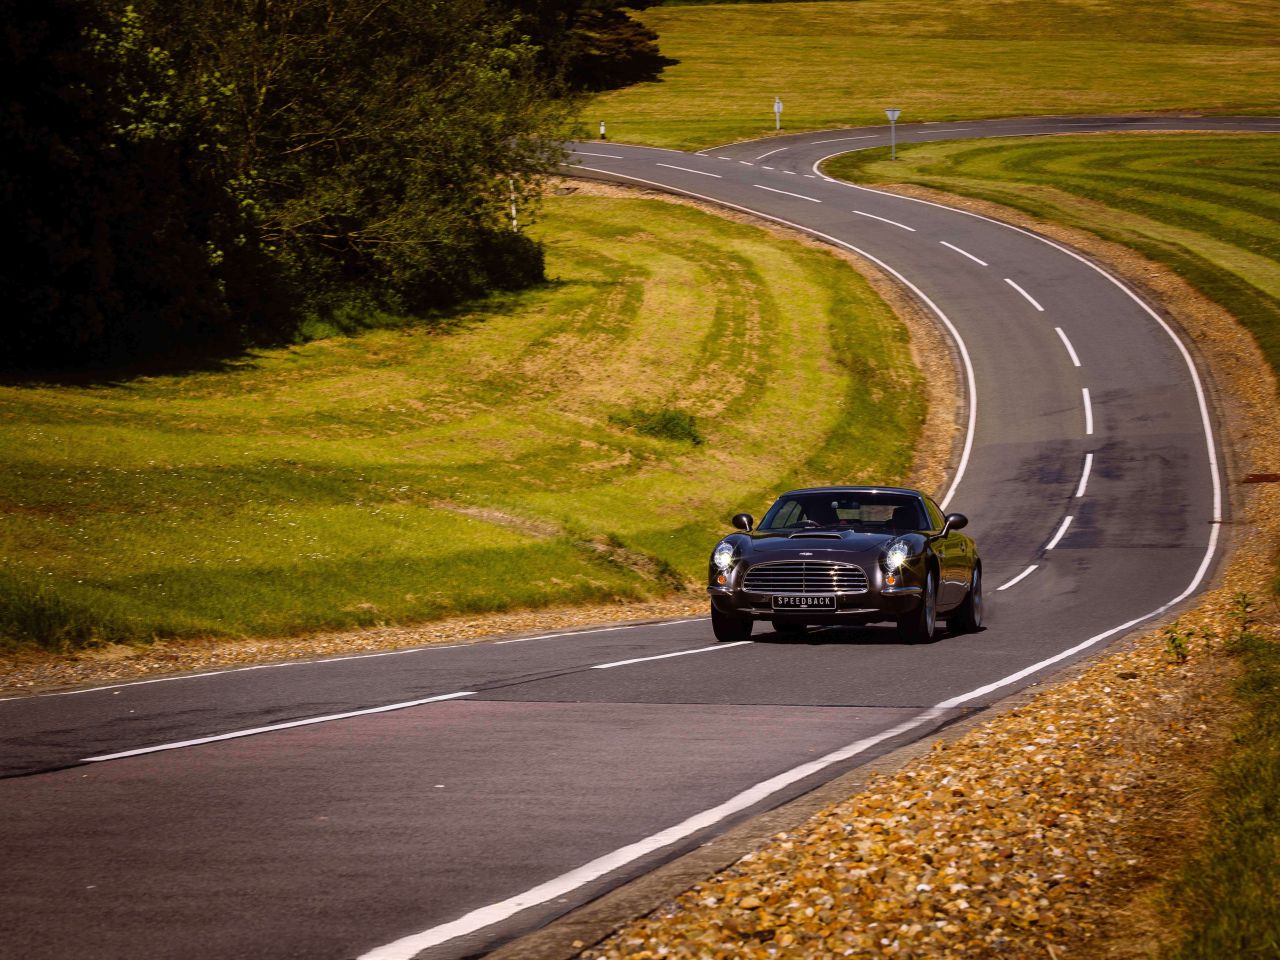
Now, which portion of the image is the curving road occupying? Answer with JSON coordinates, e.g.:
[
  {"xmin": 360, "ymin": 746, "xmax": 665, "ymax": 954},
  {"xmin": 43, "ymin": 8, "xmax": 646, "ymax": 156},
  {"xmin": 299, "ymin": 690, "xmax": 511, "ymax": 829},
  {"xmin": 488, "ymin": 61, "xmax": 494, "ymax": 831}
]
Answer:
[{"xmin": 3, "ymin": 116, "xmax": 1273, "ymax": 960}]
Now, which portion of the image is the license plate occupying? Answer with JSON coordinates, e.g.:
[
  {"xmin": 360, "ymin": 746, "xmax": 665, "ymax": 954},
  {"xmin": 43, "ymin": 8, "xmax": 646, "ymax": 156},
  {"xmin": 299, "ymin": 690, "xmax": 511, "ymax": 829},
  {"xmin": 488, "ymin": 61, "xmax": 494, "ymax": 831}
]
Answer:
[{"xmin": 771, "ymin": 595, "xmax": 836, "ymax": 610}]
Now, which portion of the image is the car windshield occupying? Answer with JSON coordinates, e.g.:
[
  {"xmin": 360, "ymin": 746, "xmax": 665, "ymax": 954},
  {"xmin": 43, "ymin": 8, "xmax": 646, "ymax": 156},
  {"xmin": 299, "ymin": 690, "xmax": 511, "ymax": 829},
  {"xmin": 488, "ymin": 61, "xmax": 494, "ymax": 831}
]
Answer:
[{"xmin": 759, "ymin": 491, "xmax": 927, "ymax": 533}]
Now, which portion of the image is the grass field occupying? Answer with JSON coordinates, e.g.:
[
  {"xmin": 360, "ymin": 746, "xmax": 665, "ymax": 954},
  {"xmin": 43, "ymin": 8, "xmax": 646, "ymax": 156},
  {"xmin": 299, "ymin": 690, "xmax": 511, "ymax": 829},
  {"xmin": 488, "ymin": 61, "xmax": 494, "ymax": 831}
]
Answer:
[
  {"xmin": 0, "ymin": 193, "xmax": 922, "ymax": 650},
  {"xmin": 826, "ymin": 130, "xmax": 1280, "ymax": 959},
  {"xmin": 589, "ymin": 0, "xmax": 1280, "ymax": 149}
]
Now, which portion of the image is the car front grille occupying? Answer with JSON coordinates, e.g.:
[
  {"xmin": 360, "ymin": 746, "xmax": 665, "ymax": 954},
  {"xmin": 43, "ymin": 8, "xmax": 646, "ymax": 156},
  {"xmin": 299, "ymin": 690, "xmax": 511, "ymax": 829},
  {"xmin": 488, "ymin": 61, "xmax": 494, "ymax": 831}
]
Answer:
[{"xmin": 741, "ymin": 560, "xmax": 869, "ymax": 595}]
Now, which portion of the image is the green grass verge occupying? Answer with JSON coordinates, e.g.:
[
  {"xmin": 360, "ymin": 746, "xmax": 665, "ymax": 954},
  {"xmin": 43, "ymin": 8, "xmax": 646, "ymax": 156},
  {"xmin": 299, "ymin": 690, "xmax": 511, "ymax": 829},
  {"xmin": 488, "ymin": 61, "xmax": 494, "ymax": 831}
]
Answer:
[
  {"xmin": 589, "ymin": 0, "xmax": 1280, "ymax": 149},
  {"xmin": 826, "ymin": 131, "xmax": 1280, "ymax": 958},
  {"xmin": 0, "ymin": 193, "xmax": 922, "ymax": 650},
  {"xmin": 1169, "ymin": 607, "xmax": 1280, "ymax": 958}
]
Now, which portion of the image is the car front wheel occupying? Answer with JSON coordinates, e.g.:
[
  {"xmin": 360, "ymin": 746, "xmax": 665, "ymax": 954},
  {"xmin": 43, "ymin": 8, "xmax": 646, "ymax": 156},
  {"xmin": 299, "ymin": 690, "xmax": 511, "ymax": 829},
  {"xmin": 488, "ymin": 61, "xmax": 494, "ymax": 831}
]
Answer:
[
  {"xmin": 949, "ymin": 566, "xmax": 983, "ymax": 633},
  {"xmin": 712, "ymin": 605, "xmax": 753, "ymax": 642},
  {"xmin": 896, "ymin": 569, "xmax": 937, "ymax": 644}
]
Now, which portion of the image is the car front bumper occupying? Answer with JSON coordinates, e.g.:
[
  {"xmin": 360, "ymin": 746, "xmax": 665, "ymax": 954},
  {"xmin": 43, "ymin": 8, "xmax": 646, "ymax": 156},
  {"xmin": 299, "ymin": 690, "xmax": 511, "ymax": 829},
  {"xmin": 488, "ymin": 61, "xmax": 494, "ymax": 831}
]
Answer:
[{"xmin": 708, "ymin": 583, "xmax": 923, "ymax": 623}]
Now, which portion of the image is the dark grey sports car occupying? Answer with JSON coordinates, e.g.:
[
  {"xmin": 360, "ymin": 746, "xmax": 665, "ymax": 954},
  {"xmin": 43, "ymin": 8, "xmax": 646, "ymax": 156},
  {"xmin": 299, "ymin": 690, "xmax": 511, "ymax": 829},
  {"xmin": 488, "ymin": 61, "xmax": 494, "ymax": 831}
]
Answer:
[{"xmin": 707, "ymin": 486, "xmax": 981, "ymax": 643}]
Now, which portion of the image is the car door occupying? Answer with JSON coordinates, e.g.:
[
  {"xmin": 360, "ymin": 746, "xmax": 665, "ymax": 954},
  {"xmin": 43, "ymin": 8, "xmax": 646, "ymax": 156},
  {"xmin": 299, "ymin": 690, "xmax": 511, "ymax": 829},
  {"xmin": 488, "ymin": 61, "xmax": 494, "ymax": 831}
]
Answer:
[{"xmin": 926, "ymin": 498, "xmax": 967, "ymax": 608}]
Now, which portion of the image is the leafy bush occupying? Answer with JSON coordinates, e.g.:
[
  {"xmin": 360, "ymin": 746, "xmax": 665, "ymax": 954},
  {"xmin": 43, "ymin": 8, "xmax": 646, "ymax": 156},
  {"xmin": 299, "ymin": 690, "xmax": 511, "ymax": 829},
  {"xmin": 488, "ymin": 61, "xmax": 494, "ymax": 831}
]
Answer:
[{"xmin": 610, "ymin": 406, "xmax": 705, "ymax": 444}]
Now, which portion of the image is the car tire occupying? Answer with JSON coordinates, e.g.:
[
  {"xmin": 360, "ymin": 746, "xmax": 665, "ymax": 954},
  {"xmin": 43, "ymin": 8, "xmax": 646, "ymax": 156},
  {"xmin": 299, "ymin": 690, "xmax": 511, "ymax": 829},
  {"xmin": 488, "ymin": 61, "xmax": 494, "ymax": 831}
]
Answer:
[
  {"xmin": 896, "ymin": 569, "xmax": 937, "ymax": 644},
  {"xmin": 771, "ymin": 620, "xmax": 808, "ymax": 637},
  {"xmin": 711, "ymin": 605, "xmax": 753, "ymax": 642},
  {"xmin": 949, "ymin": 566, "xmax": 983, "ymax": 633}
]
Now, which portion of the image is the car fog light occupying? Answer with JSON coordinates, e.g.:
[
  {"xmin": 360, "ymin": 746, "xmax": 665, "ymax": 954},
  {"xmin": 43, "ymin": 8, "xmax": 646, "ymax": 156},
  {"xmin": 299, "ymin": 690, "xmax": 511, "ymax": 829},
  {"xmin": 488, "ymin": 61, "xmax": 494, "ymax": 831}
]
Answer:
[
  {"xmin": 717, "ymin": 574, "xmax": 727, "ymax": 585},
  {"xmin": 886, "ymin": 574, "xmax": 897, "ymax": 586}
]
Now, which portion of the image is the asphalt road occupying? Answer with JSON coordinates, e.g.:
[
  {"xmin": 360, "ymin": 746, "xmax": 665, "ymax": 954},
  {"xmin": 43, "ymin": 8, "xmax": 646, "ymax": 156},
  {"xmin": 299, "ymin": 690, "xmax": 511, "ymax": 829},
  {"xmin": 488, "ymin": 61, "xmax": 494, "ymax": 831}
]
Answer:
[{"xmin": 3, "ymin": 115, "xmax": 1273, "ymax": 960}]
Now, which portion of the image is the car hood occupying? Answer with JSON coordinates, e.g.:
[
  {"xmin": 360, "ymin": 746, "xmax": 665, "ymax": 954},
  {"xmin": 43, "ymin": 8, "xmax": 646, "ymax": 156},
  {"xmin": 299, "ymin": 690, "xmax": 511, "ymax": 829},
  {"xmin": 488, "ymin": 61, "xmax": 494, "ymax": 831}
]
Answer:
[{"xmin": 744, "ymin": 530, "xmax": 897, "ymax": 559}]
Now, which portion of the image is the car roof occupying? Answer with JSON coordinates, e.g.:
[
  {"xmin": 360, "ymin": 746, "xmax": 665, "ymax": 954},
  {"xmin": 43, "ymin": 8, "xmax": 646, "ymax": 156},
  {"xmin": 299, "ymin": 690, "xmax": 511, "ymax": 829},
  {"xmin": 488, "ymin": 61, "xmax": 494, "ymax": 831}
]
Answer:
[{"xmin": 780, "ymin": 486, "xmax": 925, "ymax": 498}]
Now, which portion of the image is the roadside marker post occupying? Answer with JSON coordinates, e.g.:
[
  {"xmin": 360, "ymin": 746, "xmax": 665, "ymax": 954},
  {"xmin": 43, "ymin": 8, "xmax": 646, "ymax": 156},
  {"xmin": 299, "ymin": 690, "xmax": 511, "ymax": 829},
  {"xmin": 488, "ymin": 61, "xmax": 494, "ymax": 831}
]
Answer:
[
  {"xmin": 774, "ymin": 96, "xmax": 783, "ymax": 131},
  {"xmin": 599, "ymin": 120, "xmax": 607, "ymax": 140},
  {"xmin": 885, "ymin": 107, "xmax": 902, "ymax": 159}
]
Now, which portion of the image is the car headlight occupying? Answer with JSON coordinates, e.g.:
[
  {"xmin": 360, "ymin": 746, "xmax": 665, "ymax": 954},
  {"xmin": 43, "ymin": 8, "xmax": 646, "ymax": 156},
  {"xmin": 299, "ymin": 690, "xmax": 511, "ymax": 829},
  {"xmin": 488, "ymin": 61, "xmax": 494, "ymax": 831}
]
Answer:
[
  {"xmin": 713, "ymin": 542, "xmax": 736, "ymax": 571},
  {"xmin": 883, "ymin": 538, "xmax": 912, "ymax": 572}
]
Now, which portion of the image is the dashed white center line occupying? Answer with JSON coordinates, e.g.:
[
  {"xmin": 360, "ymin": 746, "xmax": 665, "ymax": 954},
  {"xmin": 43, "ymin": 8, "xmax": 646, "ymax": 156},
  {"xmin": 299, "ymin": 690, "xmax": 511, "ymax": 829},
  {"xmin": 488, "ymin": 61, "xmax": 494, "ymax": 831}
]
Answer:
[
  {"xmin": 1045, "ymin": 515, "xmax": 1074, "ymax": 551},
  {"xmin": 783, "ymin": 170, "xmax": 797, "ymax": 175},
  {"xmin": 854, "ymin": 210, "xmax": 916, "ymax": 231},
  {"xmin": 761, "ymin": 165, "xmax": 775, "ymax": 170},
  {"xmin": 592, "ymin": 641, "xmax": 752, "ymax": 670},
  {"xmin": 754, "ymin": 184, "xmax": 822, "ymax": 203},
  {"xmin": 996, "ymin": 565, "xmax": 1039, "ymax": 591},
  {"xmin": 755, "ymin": 146, "xmax": 789, "ymax": 160},
  {"xmin": 939, "ymin": 240, "xmax": 988, "ymax": 266},
  {"xmin": 717, "ymin": 156, "xmax": 734, "ymax": 160},
  {"xmin": 1082, "ymin": 387, "xmax": 1094, "ymax": 435},
  {"xmin": 1054, "ymin": 326, "xmax": 1082, "ymax": 367},
  {"xmin": 738, "ymin": 160, "xmax": 755, "ymax": 166},
  {"xmin": 803, "ymin": 174, "xmax": 817, "ymax": 178},
  {"xmin": 1076, "ymin": 453, "xmax": 1094, "ymax": 498},
  {"xmin": 82, "ymin": 691, "xmax": 477, "ymax": 763},
  {"xmin": 575, "ymin": 151, "xmax": 625, "ymax": 159},
  {"xmin": 811, "ymin": 135, "xmax": 878, "ymax": 144},
  {"xmin": 655, "ymin": 162, "xmax": 722, "ymax": 179},
  {"xmin": 1004, "ymin": 278, "xmax": 1045, "ymax": 312}
]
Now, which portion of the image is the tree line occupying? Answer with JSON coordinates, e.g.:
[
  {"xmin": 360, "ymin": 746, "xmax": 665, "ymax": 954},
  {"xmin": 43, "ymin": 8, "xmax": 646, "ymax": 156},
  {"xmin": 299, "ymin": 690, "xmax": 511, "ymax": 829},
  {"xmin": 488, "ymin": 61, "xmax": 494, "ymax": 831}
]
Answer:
[{"xmin": 0, "ymin": 0, "xmax": 671, "ymax": 371}]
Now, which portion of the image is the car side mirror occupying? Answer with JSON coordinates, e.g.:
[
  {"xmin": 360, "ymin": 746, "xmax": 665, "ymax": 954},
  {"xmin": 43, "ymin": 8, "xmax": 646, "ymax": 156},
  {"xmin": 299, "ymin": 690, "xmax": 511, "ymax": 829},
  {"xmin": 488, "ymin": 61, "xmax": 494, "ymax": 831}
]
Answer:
[
  {"xmin": 732, "ymin": 513, "xmax": 754, "ymax": 532},
  {"xmin": 942, "ymin": 512, "xmax": 968, "ymax": 535}
]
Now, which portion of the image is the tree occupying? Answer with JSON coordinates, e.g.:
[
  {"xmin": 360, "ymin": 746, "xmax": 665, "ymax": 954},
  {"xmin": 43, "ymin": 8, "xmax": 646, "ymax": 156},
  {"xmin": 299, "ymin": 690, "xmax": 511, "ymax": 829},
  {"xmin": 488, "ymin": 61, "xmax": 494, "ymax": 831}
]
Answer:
[
  {"xmin": 134, "ymin": 0, "xmax": 570, "ymax": 321},
  {"xmin": 0, "ymin": 0, "xmax": 277, "ymax": 369},
  {"xmin": 497, "ymin": 0, "xmax": 677, "ymax": 92}
]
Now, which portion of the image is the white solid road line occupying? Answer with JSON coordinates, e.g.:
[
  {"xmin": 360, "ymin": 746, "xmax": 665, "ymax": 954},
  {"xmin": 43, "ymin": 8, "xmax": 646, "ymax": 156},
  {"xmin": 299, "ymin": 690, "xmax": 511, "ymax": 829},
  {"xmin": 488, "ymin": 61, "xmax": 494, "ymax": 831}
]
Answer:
[
  {"xmin": 1055, "ymin": 326, "xmax": 1082, "ymax": 367},
  {"xmin": 754, "ymin": 184, "xmax": 822, "ymax": 203},
  {"xmin": 592, "ymin": 641, "xmax": 752, "ymax": 670},
  {"xmin": 755, "ymin": 146, "xmax": 789, "ymax": 160},
  {"xmin": 1076, "ymin": 453, "xmax": 1094, "ymax": 498},
  {"xmin": 853, "ymin": 210, "xmax": 916, "ymax": 231},
  {"xmin": 810, "ymin": 135, "xmax": 878, "ymax": 144},
  {"xmin": 939, "ymin": 240, "xmax": 988, "ymax": 266},
  {"xmin": 655, "ymin": 162, "xmax": 722, "ymax": 178},
  {"xmin": 358, "ymin": 707, "xmax": 946, "ymax": 960},
  {"xmin": 14, "ymin": 617, "xmax": 711, "ymax": 698},
  {"xmin": 1045, "ymin": 515, "xmax": 1073, "ymax": 551},
  {"xmin": 1004, "ymin": 277, "xmax": 1045, "ymax": 312},
  {"xmin": 81, "ymin": 691, "xmax": 476, "ymax": 763},
  {"xmin": 1082, "ymin": 387, "xmax": 1094, "ymax": 435},
  {"xmin": 364, "ymin": 546, "xmax": 1223, "ymax": 960},
  {"xmin": 996, "ymin": 565, "xmax": 1038, "ymax": 591}
]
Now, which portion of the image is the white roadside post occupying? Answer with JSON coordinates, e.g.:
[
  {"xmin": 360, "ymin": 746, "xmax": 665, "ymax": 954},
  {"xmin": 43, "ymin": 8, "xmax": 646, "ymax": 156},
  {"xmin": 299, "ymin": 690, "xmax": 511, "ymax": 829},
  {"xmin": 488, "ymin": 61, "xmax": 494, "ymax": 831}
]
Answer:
[
  {"xmin": 599, "ymin": 120, "xmax": 607, "ymax": 140},
  {"xmin": 774, "ymin": 96, "xmax": 783, "ymax": 131},
  {"xmin": 885, "ymin": 107, "xmax": 902, "ymax": 159}
]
